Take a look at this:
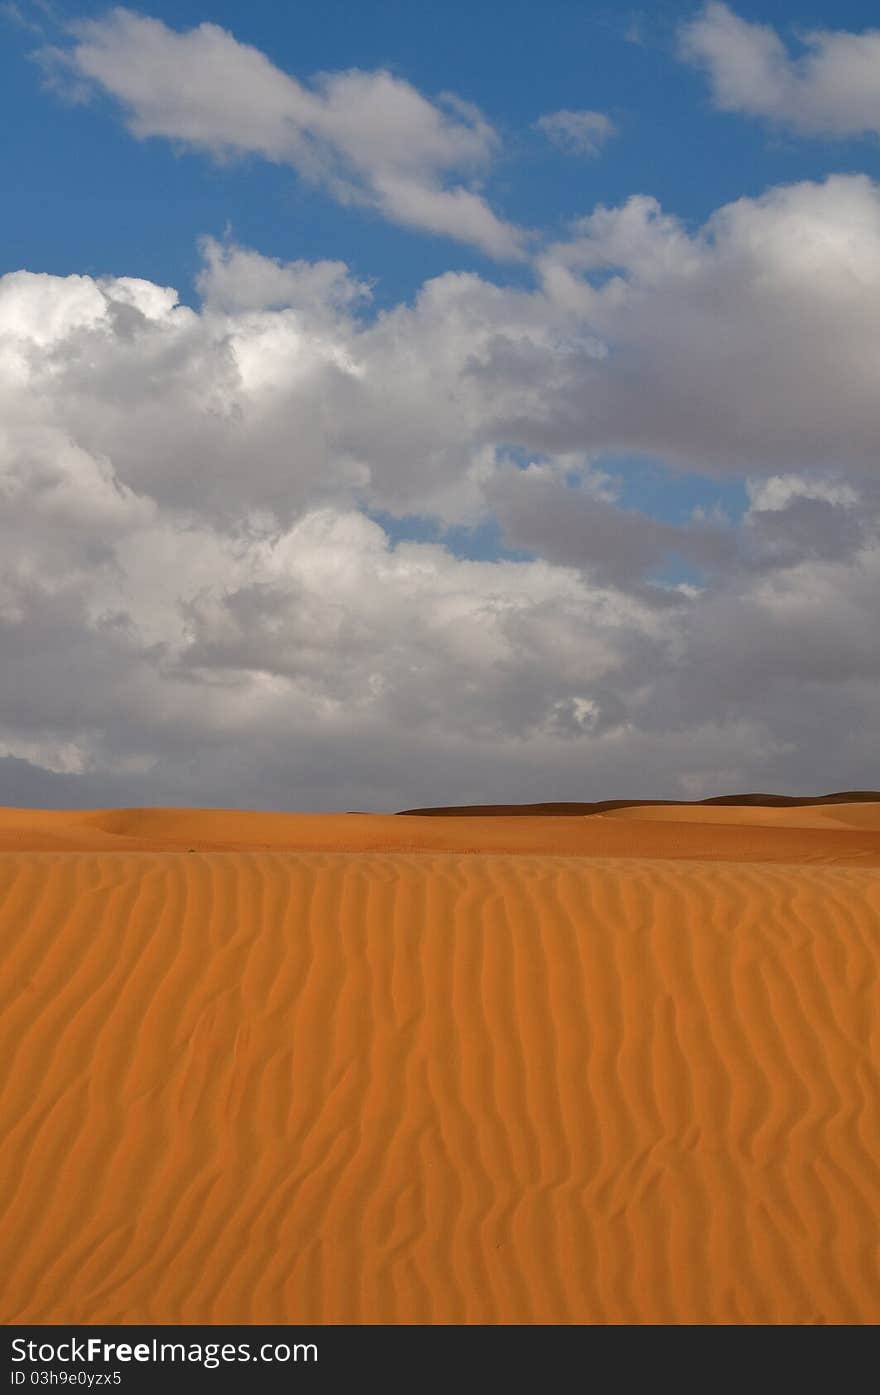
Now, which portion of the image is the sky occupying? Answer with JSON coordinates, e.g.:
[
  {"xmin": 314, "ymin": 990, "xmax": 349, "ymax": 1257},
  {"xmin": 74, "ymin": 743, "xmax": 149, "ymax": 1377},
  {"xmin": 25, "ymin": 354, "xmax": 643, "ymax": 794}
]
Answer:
[{"xmin": 1, "ymin": 0, "xmax": 879, "ymax": 810}]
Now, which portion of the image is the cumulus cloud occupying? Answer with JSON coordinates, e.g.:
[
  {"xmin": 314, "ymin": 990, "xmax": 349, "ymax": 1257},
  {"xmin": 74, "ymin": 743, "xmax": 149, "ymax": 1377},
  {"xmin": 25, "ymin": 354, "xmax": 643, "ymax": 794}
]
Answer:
[
  {"xmin": 528, "ymin": 174, "xmax": 880, "ymax": 472},
  {"xmin": 38, "ymin": 8, "xmax": 525, "ymax": 259},
  {"xmin": 680, "ymin": 2, "xmax": 880, "ymax": 139},
  {"xmin": 195, "ymin": 236, "xmax": 373, "ymax": 316},
  {"xmin": 15, "ymin": 173, "xmax": 880, "ymax": 540},
  {"xmin": 3, "ymin": 169, "xmax": 880, "ymax": 808},
  {"xmin": 534, "ymin": 109, "xmax": 616, "ymax": 156}
]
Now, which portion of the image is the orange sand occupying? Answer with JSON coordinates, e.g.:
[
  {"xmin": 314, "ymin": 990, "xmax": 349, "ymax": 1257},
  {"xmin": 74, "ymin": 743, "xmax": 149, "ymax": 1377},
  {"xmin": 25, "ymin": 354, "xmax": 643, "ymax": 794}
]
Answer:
[{"xmin": 1, "ymin": 802, "xmax": 878, "ymax": 1324}]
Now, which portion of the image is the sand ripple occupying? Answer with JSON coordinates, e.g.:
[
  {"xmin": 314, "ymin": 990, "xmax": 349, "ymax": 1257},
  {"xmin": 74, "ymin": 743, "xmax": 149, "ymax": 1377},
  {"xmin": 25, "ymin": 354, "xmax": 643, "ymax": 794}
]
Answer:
[{"xmin": 1, "ymin": 848, "xmax": 878, "ymax": 1323}]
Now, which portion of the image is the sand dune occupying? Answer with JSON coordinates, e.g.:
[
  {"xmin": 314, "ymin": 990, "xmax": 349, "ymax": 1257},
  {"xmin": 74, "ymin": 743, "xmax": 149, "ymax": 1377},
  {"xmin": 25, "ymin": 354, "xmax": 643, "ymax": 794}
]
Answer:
[
  {"xmin": 1, "ymin": 804, "xmax": 878, "ymax": 1324},
  {"xmin": 596, "ymin": 800, "xmax": 880, "ymax": 830},
  {"xmin": 399, "ymin": 790, "xmax": 880, "ymax": 816},
  {"xmin": 2, "ymin": 802, "xmax": 880, "ymax": 863}
]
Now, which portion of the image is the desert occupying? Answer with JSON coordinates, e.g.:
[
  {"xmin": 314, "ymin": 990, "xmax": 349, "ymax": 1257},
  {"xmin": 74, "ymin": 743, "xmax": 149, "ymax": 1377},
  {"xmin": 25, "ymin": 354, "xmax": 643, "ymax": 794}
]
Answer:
[
  {"xmin": 5, "ymin": 0, "xmax": 880, "ymax": 1351},
  {"xmin": 1, "ymin": 796, "xmax": 878, "ymax": 1325}
]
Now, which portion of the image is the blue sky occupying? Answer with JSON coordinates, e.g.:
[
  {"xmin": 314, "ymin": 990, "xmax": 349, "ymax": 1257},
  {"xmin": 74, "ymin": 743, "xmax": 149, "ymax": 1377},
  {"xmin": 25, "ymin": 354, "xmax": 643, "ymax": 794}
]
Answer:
[
  {"xmin": 3, "ymin": 0, "xmax": 878, "ymax": 301},
  {"xmin": 1, "ymin": 1, "xmax": 880, "ymax": 807},
  {"xmin": 2, "ymin": 0, "xmax": 877, "ymax": 545}
]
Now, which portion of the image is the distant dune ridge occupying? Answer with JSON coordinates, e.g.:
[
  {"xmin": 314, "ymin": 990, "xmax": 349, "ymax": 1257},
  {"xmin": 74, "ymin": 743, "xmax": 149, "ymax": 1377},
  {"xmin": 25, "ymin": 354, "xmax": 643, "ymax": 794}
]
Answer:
[
  {"xmin": 2, "ymin": 796, "xmax": 880, "ymax": 862},
  {"xmin": 399, "ymin": 790, "xmax": 880, "ymax": 815},
  {"xmin": 1, "ymin": 797, "xmax": 879, "ymax": 1323}
]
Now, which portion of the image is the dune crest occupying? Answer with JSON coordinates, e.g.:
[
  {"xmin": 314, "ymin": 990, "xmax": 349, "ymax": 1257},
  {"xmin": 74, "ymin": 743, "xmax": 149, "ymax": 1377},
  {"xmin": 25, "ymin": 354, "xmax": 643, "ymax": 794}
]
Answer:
[
  {"xmin": 1, "ymin": 802, "xmax": 880, "ymax": 863},
  {"xmin": 596, "ymin": 800, "xmax": 880, "ymax": 830},
  {"xmin": 1, "ymin": 806, "xmax": 879, "ymax": 1324}
]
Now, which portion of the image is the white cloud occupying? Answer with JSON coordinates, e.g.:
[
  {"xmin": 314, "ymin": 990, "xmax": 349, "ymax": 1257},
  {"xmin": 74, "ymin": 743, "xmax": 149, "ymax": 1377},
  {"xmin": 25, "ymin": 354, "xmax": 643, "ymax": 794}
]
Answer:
[
  {"xmin": 535, "ymin": 109, "xmax": 616, "ymax": 156},
  {"xmin": 3, "ymin": 183, "xmax": 880, "ymax": 808},
  {"xmin": 529, "ymin": 174, "xmax": 880, "ymax": 472},
  {"xmin": 680, "ymin": 2, "xmax": 880, "ymax": 138},
  {"xmin": 746, "ymin": 474, "xmax": 859, "ymax": 514},
  {"xmin": 195, "ymin": 237, "xmax": 372, "ymax": 316},
  {"xmin": 39, "ymin": 8, "xmax": 525, "ymax": 259},
  {"xmin": 7, "ymin": 175, "xmax": 880, "ymax": 507}
]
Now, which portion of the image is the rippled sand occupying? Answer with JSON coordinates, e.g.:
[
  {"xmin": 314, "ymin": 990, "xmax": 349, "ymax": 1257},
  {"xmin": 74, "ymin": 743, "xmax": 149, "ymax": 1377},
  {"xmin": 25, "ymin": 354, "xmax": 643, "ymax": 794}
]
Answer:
[{"xmin": 1, "ymin": 802, "xmax": 878, "ymax": 1323}]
